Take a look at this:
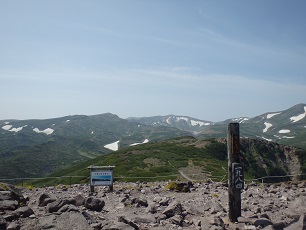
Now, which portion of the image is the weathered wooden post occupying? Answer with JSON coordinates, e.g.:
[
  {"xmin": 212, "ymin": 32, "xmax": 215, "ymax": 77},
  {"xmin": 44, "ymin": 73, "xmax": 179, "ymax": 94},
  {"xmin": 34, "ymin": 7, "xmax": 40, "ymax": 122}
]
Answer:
[{"xmin": 228, "ymin": 123, "xmax": 244, "ymax": 222}]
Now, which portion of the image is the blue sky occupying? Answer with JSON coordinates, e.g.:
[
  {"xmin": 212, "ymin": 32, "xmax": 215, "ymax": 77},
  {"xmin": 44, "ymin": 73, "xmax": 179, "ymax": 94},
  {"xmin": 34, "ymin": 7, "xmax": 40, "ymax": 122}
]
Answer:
[{"xmin": 1, "ymin": 0, "xmax": 305, "ymax": 121}]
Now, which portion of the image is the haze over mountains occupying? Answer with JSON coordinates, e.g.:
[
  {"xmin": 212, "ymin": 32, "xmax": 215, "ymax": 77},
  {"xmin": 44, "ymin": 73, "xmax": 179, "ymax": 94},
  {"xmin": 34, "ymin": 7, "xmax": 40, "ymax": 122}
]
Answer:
[{"xmin": 0, "ymin": 103, "xmax": 305, "ymax": 179}]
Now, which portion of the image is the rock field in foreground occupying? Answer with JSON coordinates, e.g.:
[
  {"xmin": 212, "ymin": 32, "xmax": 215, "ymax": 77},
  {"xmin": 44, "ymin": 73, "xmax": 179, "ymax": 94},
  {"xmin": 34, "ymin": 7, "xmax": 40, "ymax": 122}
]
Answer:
[{"xmin": 0, "ymin": 180, "xmax": 306, "ymax": 229}]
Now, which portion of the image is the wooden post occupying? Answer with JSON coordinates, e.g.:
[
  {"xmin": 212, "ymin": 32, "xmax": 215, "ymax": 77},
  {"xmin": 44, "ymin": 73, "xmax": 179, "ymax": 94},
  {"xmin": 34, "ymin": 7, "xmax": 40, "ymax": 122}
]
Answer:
[{"xmin": 228, "ymin": 123, "xmax": 244, "ymax": 222}]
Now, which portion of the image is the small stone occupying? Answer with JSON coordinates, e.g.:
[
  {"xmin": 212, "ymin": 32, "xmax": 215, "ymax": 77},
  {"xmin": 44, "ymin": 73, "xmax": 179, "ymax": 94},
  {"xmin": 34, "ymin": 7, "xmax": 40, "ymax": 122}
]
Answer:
[
  {"xmin": 90, "ymin": 222, "xmax": 102, "ymax": 230},
  {"xmin": 6, "ymin": 222, "xmax": 20, "ymax": 230}
]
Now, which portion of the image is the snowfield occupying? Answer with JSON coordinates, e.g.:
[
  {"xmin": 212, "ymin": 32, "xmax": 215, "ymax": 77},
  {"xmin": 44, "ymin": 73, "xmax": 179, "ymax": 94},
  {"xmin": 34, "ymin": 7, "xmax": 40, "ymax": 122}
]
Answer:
[
  {"xmin": 2, "ymin": 125, "xmax": 27, "ymax": 132},
  {"xmin": 263, "ymin": 122, "xmax": 273, "ymax": 133},
  {"xmin": 33, "ymin": 128, "xmax": 54, "ymax": 135},
  {"xmin": 279, "ymin": 129, "xmax": 290, "ymax": 134},
  {"xmin": 129, "ymin": 139, "xmax": 149, "ymax": 146},
  {"xmin": 290, "ymin": 106, "xmax": 306, "ymax": 123},
  {"xmin": 190, "ymin": 120, "xmax": 210, "ymax": 126},
  {"xmin": 267, "ymin": 112, "xmax": 281, "ymax": 119},
  {"xmin": 2, "ymin": 125, "xmax": 12, "ymax": 130},
  {"xmin": 104, "ymin": 140, "xmax": 120, "ymax": 151},
  {"xmin": 233, "ymin": 117, "xmax": 249, "ymax": 123}
]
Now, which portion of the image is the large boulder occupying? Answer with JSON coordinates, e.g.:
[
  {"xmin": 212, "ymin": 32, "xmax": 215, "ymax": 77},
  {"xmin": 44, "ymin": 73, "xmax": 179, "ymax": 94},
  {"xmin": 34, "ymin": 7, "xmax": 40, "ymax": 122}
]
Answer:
[
  {"xmin": 21, "ymin": 212, "xmax": 92, "ymax": 230},
  {"xmin": 13, "ymin": 206, "xmax": 35, "ymax": 218},
  {"xmin": 46, "ymin": 199, "xmax": 74, "ymax": 213},
  {"xmin": 162, "ymin": 201, "xmax": 183, "ymax": 218},
  {"xmin": 84, "ymin": 197, "xmax": 105, "ymax": 212},
  {"xmin": 38, "ymin": 193, "xmax": 56, "ymax": 207},
  {"xmin": 73, "ymin": 194, "xmax": 85, "ymax": 206},
  {"xmin": 0, "ymin": 183, "xmax": 26, "ymax": 204},
  {"xmin": 0, "ymin": 200, "xmax": 18, "ymax": 211}
]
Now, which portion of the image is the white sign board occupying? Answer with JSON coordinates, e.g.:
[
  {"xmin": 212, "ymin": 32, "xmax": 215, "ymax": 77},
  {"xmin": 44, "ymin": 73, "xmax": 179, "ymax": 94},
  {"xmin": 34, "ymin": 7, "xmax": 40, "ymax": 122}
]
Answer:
[{"xmin": 90, "ymin": 170, "xmax": 113, "ymax": 186}]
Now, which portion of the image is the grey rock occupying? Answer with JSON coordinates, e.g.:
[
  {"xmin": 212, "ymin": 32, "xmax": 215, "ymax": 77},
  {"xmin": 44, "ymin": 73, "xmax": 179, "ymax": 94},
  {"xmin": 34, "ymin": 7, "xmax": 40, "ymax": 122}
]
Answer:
[
  {"xmin": 132, "ymin": 214, "xmax": 156, "ymax": 224},
  {"xmin": 170, "ymin": 214, "xmax": 183, "ymax": 226},
  {"xmin": 73, "ymin": 194, "xmax": 85, "ymax": 206},
  {"xmin": 260, "ymin": 213, "xmax": 271, "ymax": 220},
  {"xmin": 204, "ymin": 200, "xmax": 225, "ymax": 214},
  {"xmin": 210, "ymin": 216, "xmax": 225, "ymax": 229},
  {"xmin": 38, "ymin": 193, "xmax": 55, "ymax": 207},
  {"xmin": 162, "ymin": 201, "xmax": 183, "ymax": 218},
  {"xmin": 159, "ymin": 197, "xmax": 170, "ymax": 206},
  {"xmin": 82, "ymin": 211, "xmax": 95, "ymax": 224},
  {"xmin": 237, "ymin": 216, "xmax": 248, "ymax": 223},
  {"xmin": 0, "ymin": 200, "xmax": 18, "ymax": 211},
  {"xmin": 6, "ymin": 222, "xmax": 20, "ymax": 230},
  {"xmin": 3, "ymin": 213, "xmax": 19, "ymax": 221},
  {"xmin": 46, "ymin": 199, "xmax": 72, "ymax": 213},
  {"xmin": 120, "ymin": 194, "xmax": 129, "ymax": 203},
  {"xmin": 20, "ymin": 212, "xmax": 92, "ymax": 230},
  {"xmin": 0, "ymin": 183, "xmax": 25, "ymax": 204},
  {"xmin": 13, "ymin": 206, "xmax": 34, "ymax": 218},
  {"xmin": 0, "ymin": 215, "xmax": 6, "ymax": 230},
  {"xmin": 85, "ymin": 197, "xmax": 105, "ymax": 211},
  {"xmin": 118, "ymin": 215, "xmax": 139, "ymax": 229},
  {"xmin": 254, "ymin": 218, "xmax": 273, "ymax": 227},
  {"xmin": 284, "ymin": 214, "xmax": 306, "ymax": 230},
  {"xmin": 273, "ymin": 222, "xmax": 286, "ymax": 230},
  {"xmin": 104, "ymin": 221, "xmax": 135, "ymax": 230},
  {"xmin": 131, "ymin": 197, "xmax": 148, "ymax": 207},
  {"xmin": 145, "ymin": 202, "xmax": 158, "ymax": 214},
  {"xmin": 262, "ymin": 226, "xmax": 274, "ymax": 230},
  {"xmin": 57, "ymin": 204, "xmax": 79, "ymax": 213},
  {"xmin": 91, "ymin": 222, "xmax": 102, "ymax": 230},
  {"xmin": 0, "ymin": 191, "xmax": 13, "ymax": 201}
]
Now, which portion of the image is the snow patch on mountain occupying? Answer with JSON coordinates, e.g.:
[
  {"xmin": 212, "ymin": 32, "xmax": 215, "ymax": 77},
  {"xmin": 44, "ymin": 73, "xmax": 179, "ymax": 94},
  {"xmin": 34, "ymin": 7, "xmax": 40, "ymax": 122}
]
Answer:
[
  {"xmin": 263, "ymin": 122, "xmax": 273, "ymax": 133},
  {"xmin": 2, "ymin": 125, "xmax": 27, "ymax": 132},
  {"xmin": 261, "ymin": 136, "xmax": 272, "ymax": 141},
  {"xmin": 190, "ymin": 120, "xmax": 210, "ymax": 126},
  {"xmin": 282, "ymin": 136, "xmax": 295, "ymax": 139},
  {"xmin": 267, "ymin": 112, "xmax": 281, "ymax": 119},
  {"xmin": 176, "ymin": 117, "xmax": 189, "ymax": 122},
  {"xmin": 104, "ymin": 140, "xmax": 119, "ymax": 151},
  {"xmin": 2, "ymin": 125, "xmax": 12, "ymax": 130},
  {"xmin": 279, "ymin": 129, "xmax": 290, "ymax": 134},
  {"xmin": 33, "ymin": 128, "xmax": 54, "ymax": 135},
  {"xmin": 129, "ymin": 139, "xmax": 149, "ymax": 146},
  {"xmin": 166, "ymin": 117, "xmax": 171, "ymax": 124},
  {"xmin": 10, "ymin": 126, "xmax": 26, "ymax": 132},
  {"xmin": 290, "ymin": 106, "xmax": 306, "ymax": 123},
  {"xmin": 233, "ymin": 117, "xmax": 249, "ymax": 123},
  {"xmin": 165, "ymin": 116, "xmax": 210, "ymax": 127}
]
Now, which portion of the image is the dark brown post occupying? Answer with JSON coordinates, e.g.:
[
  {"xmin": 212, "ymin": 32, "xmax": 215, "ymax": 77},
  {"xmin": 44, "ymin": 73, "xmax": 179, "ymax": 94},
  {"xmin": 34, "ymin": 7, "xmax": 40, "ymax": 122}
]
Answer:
[{"xmin": 228, "ymin": 123, "xmax": 244, "ymax": 222}]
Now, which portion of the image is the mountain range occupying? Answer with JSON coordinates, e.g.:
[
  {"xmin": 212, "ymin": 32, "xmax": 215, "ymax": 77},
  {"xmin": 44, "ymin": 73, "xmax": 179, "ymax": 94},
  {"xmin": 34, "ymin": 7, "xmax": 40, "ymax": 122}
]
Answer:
[
  {"xmin": 128, "ymin": 103, "xmax": 306, "ymax": 149},
  {"xmin": 0, "ymin": 103, "xmax": 305, "ymax": 179}
]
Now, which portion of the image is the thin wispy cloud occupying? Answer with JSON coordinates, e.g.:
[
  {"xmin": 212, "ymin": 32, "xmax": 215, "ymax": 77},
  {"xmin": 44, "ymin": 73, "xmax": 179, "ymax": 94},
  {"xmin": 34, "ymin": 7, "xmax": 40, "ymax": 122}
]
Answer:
[{"xmin": 0, "ymin": 1, "xmax": 305, "ymax": 120}]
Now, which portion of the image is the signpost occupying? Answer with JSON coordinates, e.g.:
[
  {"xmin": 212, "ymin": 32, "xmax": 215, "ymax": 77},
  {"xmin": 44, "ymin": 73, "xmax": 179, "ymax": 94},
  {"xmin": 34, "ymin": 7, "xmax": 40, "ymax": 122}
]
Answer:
[
  {"xmin": 88, "ymin": 165, "xmax": 115, "ymax": 193},
  {"xmin": 228, "ymin": 123, "xmax": 244, "ymax": 222}
]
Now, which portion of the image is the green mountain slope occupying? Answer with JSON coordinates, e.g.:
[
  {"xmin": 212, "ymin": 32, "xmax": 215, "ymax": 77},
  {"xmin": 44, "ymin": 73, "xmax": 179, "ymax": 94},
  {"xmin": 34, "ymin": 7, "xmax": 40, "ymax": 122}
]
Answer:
[
  {"xmin": 31, "ymin": 137, "xmax": 306, "ymax": 187},
  {"xmin": 0, "ymin": 114, "xmax": 190, "ymax": 179}
]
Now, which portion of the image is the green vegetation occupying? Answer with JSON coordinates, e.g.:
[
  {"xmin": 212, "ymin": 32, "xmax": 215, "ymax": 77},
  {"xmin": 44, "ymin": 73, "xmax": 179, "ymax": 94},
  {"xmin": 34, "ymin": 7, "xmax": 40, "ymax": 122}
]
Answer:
[
  {"xmin": 0, "ymin": 113, "xmax": 189, "ymax": 179},
  {"xmin": 27, "ymin": 136, "xmax": 306, "ymax": 187}
]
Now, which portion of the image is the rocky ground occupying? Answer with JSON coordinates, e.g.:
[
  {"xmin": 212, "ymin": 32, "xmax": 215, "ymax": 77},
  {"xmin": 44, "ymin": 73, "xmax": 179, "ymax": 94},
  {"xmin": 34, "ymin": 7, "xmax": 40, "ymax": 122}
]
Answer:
[{"xmin": 0, "ymin": 180, "xmax": 306, "ymax": 230}]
